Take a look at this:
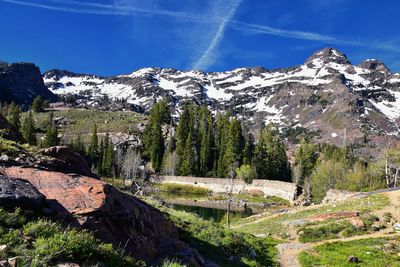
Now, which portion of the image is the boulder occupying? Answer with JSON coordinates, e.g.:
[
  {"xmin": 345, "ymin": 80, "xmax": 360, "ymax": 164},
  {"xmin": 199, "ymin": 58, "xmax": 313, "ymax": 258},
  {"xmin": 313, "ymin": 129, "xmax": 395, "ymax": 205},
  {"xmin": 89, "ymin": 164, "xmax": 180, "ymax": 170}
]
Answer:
[
  {"xmin": 322, "ymin": 189, "xmax": 358, "ymax": 204},
  {"xmin": 0, "ymin": 174, "xmax": 45, "ymax": 210},
  {"xmin": 393, "ymin": 223, "xmax": 400, "ymax": 231},
  {"xmin": 347, "ymin": 255, "xmax": 359, "ymax": 263},
  {"xmin": 0, "ymin": 167, "xmax": 200, "ymax": 264},
  {"xmin": 348, "ymin": 217, "xmax": 365, "ymax": 229},
  {"xmin": 38, "ymin": 146, "xmax": 96, "ymax": 178}
]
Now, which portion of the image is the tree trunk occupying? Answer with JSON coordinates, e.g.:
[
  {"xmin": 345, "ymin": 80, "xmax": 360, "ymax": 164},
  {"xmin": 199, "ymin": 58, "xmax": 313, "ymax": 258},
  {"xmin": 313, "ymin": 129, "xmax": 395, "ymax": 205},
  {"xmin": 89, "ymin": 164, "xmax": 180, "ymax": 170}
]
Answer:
[{"xmin": 386, "ymin": 158, "xmax": 389, "ymax": 186}]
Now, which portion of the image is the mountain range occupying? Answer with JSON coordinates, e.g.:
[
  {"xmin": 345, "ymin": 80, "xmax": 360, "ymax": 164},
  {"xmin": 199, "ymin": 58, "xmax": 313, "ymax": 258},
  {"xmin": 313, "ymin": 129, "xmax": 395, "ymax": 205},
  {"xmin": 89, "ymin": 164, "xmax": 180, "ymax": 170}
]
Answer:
[
  {"xmin": 42, "ymin": 48, "xmax": 400, "ymax": 153},
  {"xmin": 1, "ymin": 47, "xmax": 399, "ymax": 156}
]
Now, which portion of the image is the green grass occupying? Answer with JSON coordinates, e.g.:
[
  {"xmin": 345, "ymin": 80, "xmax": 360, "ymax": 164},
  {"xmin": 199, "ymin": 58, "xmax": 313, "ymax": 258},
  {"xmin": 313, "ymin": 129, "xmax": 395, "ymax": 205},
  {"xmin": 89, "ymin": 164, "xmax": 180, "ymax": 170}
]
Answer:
[
  {"xmin": 299, "ymin": 237, "xmax": 400, "ymax": 267},
  {"xmin": 0, "ymin": 208, "xmax": 144, "ymax": 267},
  {"xmin": 235, "ymin": 194, "xmax": 290, "ymax": 205},
  {"xmin": 159, "ymin": 183, "xmax": 212, "ymax": 195},
  {"xmin": 234, "ymin": 194, "xmax": 390, "ymax": 239},
  {"xmin": 144, "ymin": 197, "xmax": 280, "ymax": 267},
  {"xmin": 29, "ymin": 109, "xmax": 145, "ymax": 140},
  {"xmin": 298, "ymin": 221, "xmax": 349, "ymax": 243},
  {"xmin": 298, "ymin": 213, "xmax": 384, "ymax": 243}
]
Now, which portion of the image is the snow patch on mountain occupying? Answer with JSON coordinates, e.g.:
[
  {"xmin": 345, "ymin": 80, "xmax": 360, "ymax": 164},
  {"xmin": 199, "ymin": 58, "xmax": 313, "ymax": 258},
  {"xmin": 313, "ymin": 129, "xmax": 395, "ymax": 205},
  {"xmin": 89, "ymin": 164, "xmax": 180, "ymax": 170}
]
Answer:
[{"xmin": 43, "ymin": 48, "xmax": 400, "ymax": 140}]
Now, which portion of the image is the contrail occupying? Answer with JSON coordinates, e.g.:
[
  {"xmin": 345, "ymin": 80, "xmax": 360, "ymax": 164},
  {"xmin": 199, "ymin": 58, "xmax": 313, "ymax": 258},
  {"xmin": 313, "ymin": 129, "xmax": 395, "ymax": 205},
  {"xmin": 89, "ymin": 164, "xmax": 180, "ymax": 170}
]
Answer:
[{"xmin": 192, "ymin": 0, "xmax": 243, "ymax": 70}]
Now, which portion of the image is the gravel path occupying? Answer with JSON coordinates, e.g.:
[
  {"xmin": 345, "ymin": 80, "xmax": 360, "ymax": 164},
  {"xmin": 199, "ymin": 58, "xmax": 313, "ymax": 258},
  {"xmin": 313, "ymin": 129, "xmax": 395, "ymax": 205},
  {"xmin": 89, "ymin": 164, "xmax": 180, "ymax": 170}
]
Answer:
[{"xmin": 277, "ymin": 242, "xmax": 311, "ymax": 267}]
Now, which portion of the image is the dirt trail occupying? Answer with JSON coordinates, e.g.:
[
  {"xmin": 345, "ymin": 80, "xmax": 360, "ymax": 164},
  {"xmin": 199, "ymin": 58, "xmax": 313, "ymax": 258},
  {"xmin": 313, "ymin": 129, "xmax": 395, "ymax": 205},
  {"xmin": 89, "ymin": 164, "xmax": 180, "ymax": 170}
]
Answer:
[
  {"xmin": 231, "ymin": 203, "xmax": 328, "ymax": 229},
  {"xmin": 276, "ymin": 191, "xmax": 400, "ymax": 267},
  {"xmin": 277, "ymin": 231, "xmax": 398, "ymax": 267}
]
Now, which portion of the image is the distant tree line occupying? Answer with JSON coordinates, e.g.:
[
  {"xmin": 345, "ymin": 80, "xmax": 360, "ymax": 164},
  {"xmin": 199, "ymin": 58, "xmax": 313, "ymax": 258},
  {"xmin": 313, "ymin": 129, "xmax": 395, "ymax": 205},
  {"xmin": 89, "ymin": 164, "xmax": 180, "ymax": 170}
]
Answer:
[
  {"xmin": 142, "ymin": 101, "xmax": 291, "ymax": 182},
  {"xmin": 0, "ymin": 96, "xmax": 54, "ymax": 147}
]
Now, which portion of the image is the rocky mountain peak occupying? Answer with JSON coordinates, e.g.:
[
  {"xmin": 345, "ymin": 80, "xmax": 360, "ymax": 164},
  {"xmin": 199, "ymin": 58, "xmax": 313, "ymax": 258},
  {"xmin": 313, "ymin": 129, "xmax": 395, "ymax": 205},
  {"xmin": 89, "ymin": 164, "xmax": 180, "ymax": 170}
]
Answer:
[
  {"xmin": 0, "ymin": 62, "xmax": 57, "ymax": 105},
  {"xmin": 305, "ymin": 47, "xmax": 351, "ymax": 66},
  {"xmin": 358, "ymin": 59, "xmax": 390, "ymax": 75}
]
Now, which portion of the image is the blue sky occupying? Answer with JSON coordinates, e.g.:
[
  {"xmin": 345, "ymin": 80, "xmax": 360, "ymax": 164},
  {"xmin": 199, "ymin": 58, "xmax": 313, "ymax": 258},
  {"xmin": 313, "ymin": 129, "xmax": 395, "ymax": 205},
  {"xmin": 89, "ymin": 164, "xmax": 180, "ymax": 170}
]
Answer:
[{"xmin": 0, "ymin": 0, "xmax": 399, "ymax": 76}]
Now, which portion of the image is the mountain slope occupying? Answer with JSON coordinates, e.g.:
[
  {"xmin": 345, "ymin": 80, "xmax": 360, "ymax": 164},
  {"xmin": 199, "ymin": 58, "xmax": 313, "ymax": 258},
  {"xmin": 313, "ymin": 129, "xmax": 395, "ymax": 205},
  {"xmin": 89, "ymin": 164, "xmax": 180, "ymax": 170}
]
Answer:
[{"xmin": 43, "ymin": 48, "xmax": 400, "ymax": 150}]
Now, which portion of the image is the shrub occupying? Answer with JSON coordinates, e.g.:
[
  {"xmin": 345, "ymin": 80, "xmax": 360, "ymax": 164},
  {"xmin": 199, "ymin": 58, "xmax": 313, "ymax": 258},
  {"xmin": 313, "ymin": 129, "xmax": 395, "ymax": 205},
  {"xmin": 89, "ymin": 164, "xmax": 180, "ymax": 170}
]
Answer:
[
  {"xmin": 298, "ymin": 222, "xmax": 349, "ymax": 243},
  {"xmin": 311, "ymin": 160, "xmax": 346, "ymax": 203},
  {"xmin": 23, "ymin": 219, "xmax": 61, "ymax": 238},
  {"xmin": 384, "ymin": 212, "xmax": 392, "ymax": 223},
  {"xmin": 236, "ymin": 164, "xmax": 257, "ymax": 184}
]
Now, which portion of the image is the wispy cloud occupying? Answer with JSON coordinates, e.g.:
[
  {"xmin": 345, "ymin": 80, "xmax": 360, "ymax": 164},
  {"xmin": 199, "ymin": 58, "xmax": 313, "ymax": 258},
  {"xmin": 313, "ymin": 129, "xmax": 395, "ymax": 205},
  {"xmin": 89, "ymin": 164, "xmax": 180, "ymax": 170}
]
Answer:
[
  {"xmin": 191, "ymin": 0, "xmax": 242, "ymax": 70},
  {"xmin": 230, "ymin": 20, "xmax": 400, "ymax": 52},
  {"xmin": 0, "ymin": 0, "xmax": 201, "ymax": 20},
  {"xmin": 2, "ymin": 0, "xmax": 400, "ymax": 66}
]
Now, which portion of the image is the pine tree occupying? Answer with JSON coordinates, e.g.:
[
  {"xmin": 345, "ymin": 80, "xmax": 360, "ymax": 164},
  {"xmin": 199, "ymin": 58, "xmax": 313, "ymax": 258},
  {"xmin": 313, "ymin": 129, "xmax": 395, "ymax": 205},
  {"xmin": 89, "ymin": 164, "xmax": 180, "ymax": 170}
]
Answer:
[
  {"xmin": 198, "ymin": 106, "xmax": 214, "ymax": 176},
  {"xmin": 21, "ymin": 110, "xmax": 36, "ymax": 145},
  {"xmin": 175, "ymin": 104, "xmax": 192, "ymax": 156},
  {"xmin": 88, "ymin": 124, "xmax": 99, "ymax": 165},
  {"xmin": 150, "ymin": 122, "xmax": 164, "ymax": 172},
  {"xmin": 226, "ymin": 118, "xmax": 245, "ymax": 164},
  {"xmin": 179, "ymin": 130, "xmax": 196, "ymax": 176},
  {"xmin": 253, "ymin": 128, "xmax": 268, "ymax": 179},
  {"xmin": 142, "ymin": 100, "xmax": 170, "ymax": 172},
  {"xmin": 101, "ymin": 132, "xmax": 113, "ymax": 177},
  {"xmin": 215, "ymin": 113, "xmax": 231, "ymax": 177},
  {"xmin": 293, "ymin": 139, "xmax": 318, "ymax": 187},
  {"xmin": 176, "ymin": 103, "xmax": 197, "ymax": 175},
  {"xmin": 7, "ymin": 102, "xmax": 21, "ymax": 133},
  {"xmin": 253, "ymin": 125, "xmax": 290, "ymax": 181},
  {"xmin": 43, "ymin": 112, "xmax": 59, "ymax": 147},
  {"xmin": 243, "ymin": 133, "xmax": 255, "ymax": 165},
  {"xmin": 31, "ymin": 95, "xmax": 44, "ymax": 112},
  {"xmin": 97, "ymin": 139, "xmax": 104, "ymax": 175}
]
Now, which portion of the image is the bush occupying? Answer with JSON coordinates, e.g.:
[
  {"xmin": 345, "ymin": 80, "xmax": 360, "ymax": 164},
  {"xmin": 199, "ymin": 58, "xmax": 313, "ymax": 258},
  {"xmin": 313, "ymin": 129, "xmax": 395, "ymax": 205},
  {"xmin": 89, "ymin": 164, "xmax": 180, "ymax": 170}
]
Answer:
[
  {"xmin": 236, "ymin": 164, "xmax": 257, "ymax": 184},
  {"xmin": 23, "ymin": 219, "xmax": 61, "ymax": 238},
  {"xmin": 311, "ymin": 160, "xmax": 346, "ymax": 203},
  {"xmin": 298, "ymin": 222, "xmax": 349, "ymax": 243}
]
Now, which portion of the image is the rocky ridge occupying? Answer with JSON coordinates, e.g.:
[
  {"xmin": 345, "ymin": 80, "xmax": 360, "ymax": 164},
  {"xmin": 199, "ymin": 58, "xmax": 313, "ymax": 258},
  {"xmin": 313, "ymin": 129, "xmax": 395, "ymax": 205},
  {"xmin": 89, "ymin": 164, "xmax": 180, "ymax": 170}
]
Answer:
[
  {"xmin": 43, "ymin": 48, "xmax": 400, "ymax": 151},
  {"xmin": 0, "ymin": 61, "xmax": 57, "ymax": 105}
]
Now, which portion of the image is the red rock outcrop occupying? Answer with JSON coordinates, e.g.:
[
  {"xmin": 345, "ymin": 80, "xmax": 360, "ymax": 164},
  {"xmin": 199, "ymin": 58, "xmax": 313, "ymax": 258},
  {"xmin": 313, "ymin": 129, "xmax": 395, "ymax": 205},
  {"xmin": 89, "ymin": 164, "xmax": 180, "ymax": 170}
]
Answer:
[
  {"xmin": 0, "ymin": 167, "xmax": 201, "ymax": 264},
  {"xmin": 309, "ymin": 211, "xmax": 359, "ymax": 222}
]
